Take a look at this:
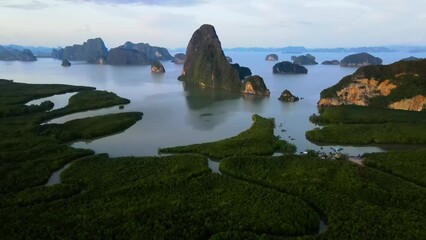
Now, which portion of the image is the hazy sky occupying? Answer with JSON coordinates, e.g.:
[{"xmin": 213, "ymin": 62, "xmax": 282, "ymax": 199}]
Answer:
[{"xmin": 1, "ymin": 0, "xmax": 425, "ymax": 49}]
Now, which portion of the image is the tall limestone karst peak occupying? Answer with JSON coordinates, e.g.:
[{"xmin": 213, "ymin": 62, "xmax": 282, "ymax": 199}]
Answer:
[
  {"xmin": 318, "ymin": 59, "xmax": 426, "ymax": 111},
  {"xmin": 55, "ymin": 37, "xmax": 108, "ymax": 64},
  {"xmin": 179, "ymin": 24, "xmax": 242, "ymax": 92}
]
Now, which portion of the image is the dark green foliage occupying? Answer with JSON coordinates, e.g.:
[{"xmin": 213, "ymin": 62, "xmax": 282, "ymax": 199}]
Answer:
[
  {"xmin": 220, "ymin": 155, "xmax": 426, "ymax": 240},
  {"xmin": 0, "ymin": 79, "xmax": 93, "ymax": 117},
  {"xmin": 310, "ymin": 105, "xmax": 426, "ymax": 125},
  {"xmin": 1, "ymin": 154, "xmax": 320, "ymax": 239},
  {"xmin": 364, "ymin": 149, "xmax": 426, "ymax": 187},
  {"xmin": 306, "ymin": 122, "xmax": 426, "ymax": 144},
  {"xmin": 231, "ymin": 63, "xmax": 252, "ymax": 80},
  {"xmin": 37, "ymin": 112, "xmax": 142, "ymax": 142},
  {"xmin": 0, "ymin": 80, "xmax": 142, "ymax": 194},
  {"xmin": 273, "ymin": 61, "xmax": 308, "ymax": 74},
  {"xmin": 160, "ymin": 114, "xmax": 295, "ymax": 159},
  {"xmin": 307, "ymin": 105, "xmax": 426, "ymax": 144}
]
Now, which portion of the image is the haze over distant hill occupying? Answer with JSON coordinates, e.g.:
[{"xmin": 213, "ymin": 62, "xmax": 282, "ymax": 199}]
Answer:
[{"xmin": 2, "ymin": 44, "xmax": 426, "ymax": 59}]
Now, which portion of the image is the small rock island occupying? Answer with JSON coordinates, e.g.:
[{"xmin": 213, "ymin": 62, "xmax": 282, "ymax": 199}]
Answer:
[
  {"xmin": 151, "ymin": 61, "xmax": 165, "ymax": 73},
  {"xmin": 172, "ymin": 53, "xmax": 186, "ymax": 64},
  {"xmin": 292, "ymin": 54, "xmax": 318, "ymax": 65},
  {"xmin": 279, "ymin": 89, "xmax": 299, "ymax": 102},
  {"xmin": 322, "ymin": 60, "xmax": 340, "ymax": 65},
  {"xmin": 61, "ymin": 59, "xmax": 71, "ymax": 67},
  {"xmin": 242, "ymin": 75, "xmax": 270, "ymax": 96},
  {"xmin": 340, "ymin": 52, "xmax": 383, "ymax": 67},
  {"xmin": 273, "ymin": 61, "xmax": 308, "ymax": 74},
  {"xmin": 265, "ymin": 54, "xmax": 279, "ymax": 61}
]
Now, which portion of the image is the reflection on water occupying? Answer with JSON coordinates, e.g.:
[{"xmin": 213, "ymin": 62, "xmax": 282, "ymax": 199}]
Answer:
[
  {"xmin": 183, "ymin": 83, "xmax": 241, "ymax": 110},
  {"xmin": 26, "ymin": 92, "xmax": 77, "ymax": 111},
  {"xmin": 2, "ymin": 51, "xmax": 425, "ymax": 157}
]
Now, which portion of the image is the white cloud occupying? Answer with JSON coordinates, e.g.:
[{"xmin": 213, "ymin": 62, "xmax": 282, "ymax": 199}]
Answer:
[{"xmin": 0, "ymin": 0, "xmax": 48, "ymax": 10}]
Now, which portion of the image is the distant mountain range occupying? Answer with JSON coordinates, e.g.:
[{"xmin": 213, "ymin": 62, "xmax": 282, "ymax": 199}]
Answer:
[
  {"xmin": 224, "ymin": 46, "xmax": 426, "ymax": 53},
  {"xmin": 1, "ymin": 44, "xmax": 54, "ymax": 57},
  {"xmin": 1, "ymin": 44, "xmax": 426, "ymax": 59}
]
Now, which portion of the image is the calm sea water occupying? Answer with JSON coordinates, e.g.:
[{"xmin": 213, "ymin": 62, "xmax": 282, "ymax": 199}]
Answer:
[{"xmin": 1, "ymin": 51, "xmax": 424, "ymax": 157}]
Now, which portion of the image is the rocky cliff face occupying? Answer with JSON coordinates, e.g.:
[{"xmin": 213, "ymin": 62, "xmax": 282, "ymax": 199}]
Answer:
[
  {"xmin": 389, "ymin": 95, "xmax": 426, "ymax": 111},
  {"xmin": 340, "ymin": 52, "xmax": 382, "ymax": 67},
  {"xmin": 241, "ymin": 75, "xmax": 270, "ymax": 96},
  {"xmin": 318, "ymin": 59, "xmax": 426, "ymax": 111},
  {"xmin": 179, "ymin": 24, "xmax": 242, "ymax": 91},
  {"xmin": 106, "ymin": 48, "xmax": 150, "ymax": 65},
  {"xmin": 120, "ymin": 42, "xmax": 172, "ymax": 61},
  {"xmin": 318, "ymin": 79, "xmax": 397, "ymax": 106},
  {"xmin": 56, "ymin": 38, "xmax": 108, "ymax": 64}
]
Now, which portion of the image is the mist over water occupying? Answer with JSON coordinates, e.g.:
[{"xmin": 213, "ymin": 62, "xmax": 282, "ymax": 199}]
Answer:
[{"xmin": 2, "ymin": 51, "xmax": 424, "ymax": 157}]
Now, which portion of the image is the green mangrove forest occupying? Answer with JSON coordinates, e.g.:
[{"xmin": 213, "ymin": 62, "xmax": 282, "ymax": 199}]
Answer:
[{"xmin": 1, "ymin": 79, "xmax": 425, "ymax": 239}]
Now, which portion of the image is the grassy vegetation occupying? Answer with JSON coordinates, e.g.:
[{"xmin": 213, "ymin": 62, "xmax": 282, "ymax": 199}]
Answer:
[
  {"xmin": 159, "ymin": 114, "xmax": 296, "ymax": 159},
  {"xmin": 364, "ymin": 149, "xmax": 426, "ymax": 187},
  {"xmin": 220, "ymin": 155, "xmax": 426, "ymax": 240}
]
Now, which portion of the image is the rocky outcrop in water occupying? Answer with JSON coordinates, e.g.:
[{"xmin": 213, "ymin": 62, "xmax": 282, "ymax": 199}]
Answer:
[
  {"xmin": 241, "ymin": 75, "xmax": 270, "ymax": 96},
  {"xmin": 172, "ymin": 53, "xmax": 186, "ymax": 64},
  {"xmin": 178, "ymin": 24, "xmax": 242, "ymax": 91},
  {"xmin": 279, "ymin": 89, "xmax": 299, "ymax": 102},
  {"xmin": 106, "ymin": 48, "xmax": 150, "ymax": 65},
  {"xmin": 322, "ymin": 60, "xmax": 340, "ymax": 65},
  {"xmin": 120, "ymin": 42, "xmax": 172, "ymax": 61},
  {"xmin": 340, "ymin": 52, "xmax": 382, "ymax": 67},
  {"xmin": 226, "ymin": 56, "xmax": 233, "ymax": 63},
  {"xmin": 273, "ymin": 61, "xmax": 308, "ymax": 74},
  {"xmin": 318, "ymin": 59, "xmax": 426, "ymax": 111},
  {"xmin": 231, "ymin": 63, "xmax": 252, "ymax": 80},
  {"xmin": 151, "ymin": 61, "xmax": 165, "ymax": 73},
  {"xmin": 292, "ymin": 54, "xmax": 317, "ymax": 65},
  {"xmin": 61, "ymin": 59, "xmax": 71, "ymax": 67},
  {"xmin": 0, "ymin": 46, "xmax": 37, "ymax": 61},
  {"xmin": 57, "ymin": 38, "xmax": 108, "ymax": 64},
  {"xmin": 265, "ymin": 54, "xmax": 278, "ymax": 61}
]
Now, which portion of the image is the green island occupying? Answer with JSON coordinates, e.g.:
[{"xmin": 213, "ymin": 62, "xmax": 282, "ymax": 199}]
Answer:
[
  {"xmin": 1, "ymin": 79, "xmax": 425, "ymax": 239},
  {"xmin": 159, "ymin": 114, "xmax": 296, "ymax": 159}
]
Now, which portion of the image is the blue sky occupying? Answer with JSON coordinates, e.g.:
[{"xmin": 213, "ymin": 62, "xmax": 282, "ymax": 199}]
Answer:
[{"xmin": 1, "ymin": 0, "xmax": 425, "ymax": 48}]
